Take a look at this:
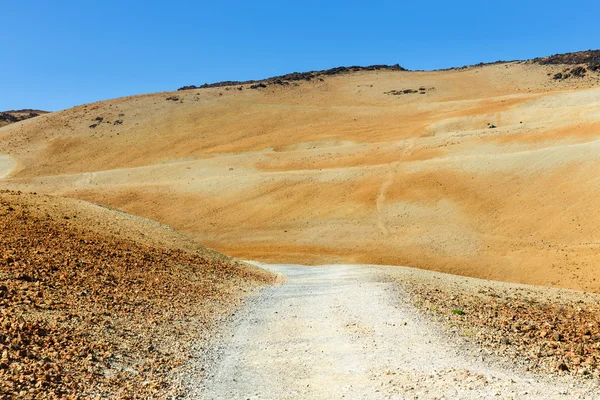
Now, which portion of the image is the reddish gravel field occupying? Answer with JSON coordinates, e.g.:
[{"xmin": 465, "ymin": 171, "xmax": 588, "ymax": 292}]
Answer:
[
  {"xmin": 0, "ymin": 190, "xmax": 273, "ymax": 399},
  {"xmin": 386, "ymin": 266, "xmax": 600, "ymax": 378}
]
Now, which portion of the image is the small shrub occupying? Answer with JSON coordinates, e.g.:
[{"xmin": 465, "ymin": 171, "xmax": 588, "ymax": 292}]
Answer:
[{"xmin": 452, "ymin": 309, "xmax": 466, "ymax": 316}]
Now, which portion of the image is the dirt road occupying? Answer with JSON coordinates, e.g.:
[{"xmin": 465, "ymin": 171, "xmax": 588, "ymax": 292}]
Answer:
[{"xmin": 192, "ymin": 264, "xmax": 597, "ymax": 399}]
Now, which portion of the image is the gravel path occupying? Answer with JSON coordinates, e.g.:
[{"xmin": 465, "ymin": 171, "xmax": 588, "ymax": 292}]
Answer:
[{"xmin": 192, "ymin": 264, "xmax": 598, "ymax": 399}]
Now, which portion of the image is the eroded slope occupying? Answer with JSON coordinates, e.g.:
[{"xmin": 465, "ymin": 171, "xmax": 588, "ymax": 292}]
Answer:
[{"xmin": 2, "ymin": 59, "xmax": 600, "ymax": 292}]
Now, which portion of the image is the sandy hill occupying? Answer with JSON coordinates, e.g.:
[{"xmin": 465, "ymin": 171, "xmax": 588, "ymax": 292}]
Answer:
[
  {"xmin": 2, "ymin": 51, "xmax": 600, "ymax": 293},
  {"xmin": 0, "ymin": 190, "xmax": 272, "ymax": 398},
  {"xmin": 0, "ymin": 109, "xmax": 48, "ymax": 129}
]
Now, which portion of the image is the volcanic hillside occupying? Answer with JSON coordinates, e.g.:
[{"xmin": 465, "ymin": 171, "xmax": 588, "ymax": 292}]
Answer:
[
  {"xmin": 0, "ymin": 190, "xmax": 272, "ymax": 399},
  {"xmin": 2, "ymin": 51, "xmax": 600, "ymax": 292},
  {"xmin": 0, "ymin": 110, "xmax": 48, "ymax": 129}
]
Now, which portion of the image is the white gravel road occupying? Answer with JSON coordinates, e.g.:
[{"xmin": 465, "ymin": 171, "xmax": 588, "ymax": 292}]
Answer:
[{"xmin": 191, "ymin": 264, "xmax": 598, "ymax": 399}]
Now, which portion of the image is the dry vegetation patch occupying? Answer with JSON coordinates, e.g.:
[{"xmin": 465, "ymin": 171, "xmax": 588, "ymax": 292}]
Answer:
[{"xmin": 0, "ymin": 191, "xmax": 273, "ymax": 399}]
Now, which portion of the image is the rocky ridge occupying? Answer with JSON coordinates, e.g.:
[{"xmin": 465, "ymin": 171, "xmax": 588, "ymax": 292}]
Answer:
[
  {"xmin": 0, "ymin": 110, "xmax": 48, "ymax": 128},
  {"xmin": 434, "ymin": 49, "xmax": 600, "ymax": 79},
  {"xmin": 177, "ymin": 64, "xmax": 407, "ymax": 91},
  {"xmin": 177, "ymin": 50, "xmax": 600, "ymax": 92},
  {"xmin": 534, "ymin": 50, "xmax": 600, "ymax": 71}
]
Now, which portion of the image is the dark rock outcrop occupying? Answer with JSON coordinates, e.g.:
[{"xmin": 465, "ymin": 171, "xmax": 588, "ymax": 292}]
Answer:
[
  {"xmin": 570, "ymin": 66, "xmax": 587, "ymax": 77},
  {"xmin": 384, "ymin": 87, "xmax": 434, "ymax": 96},
  {"xmin": 534, "ymin": 50, "xmax": 600, "ymax": 71},
  {"xmin": 0, "ymin": 113, "xmax": 18, "ymax": 124},
  {"xmin": 249, "ymin": 83, "xmax": 267, "ymax": 89},
  {"xmin": 0, "ymin": 109, "xmax": 48, "ymax": 127}
]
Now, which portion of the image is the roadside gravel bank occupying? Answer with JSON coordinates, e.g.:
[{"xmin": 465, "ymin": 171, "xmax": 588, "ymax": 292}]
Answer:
[{"xmin": 383, "ymin": 265, "xmax": 600, "ymax": 379}]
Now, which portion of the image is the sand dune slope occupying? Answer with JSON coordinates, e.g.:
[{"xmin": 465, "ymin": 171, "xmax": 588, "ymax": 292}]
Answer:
[{"xmin": 2, "ymin": 61, "xmax": 600, "ymax": 292}]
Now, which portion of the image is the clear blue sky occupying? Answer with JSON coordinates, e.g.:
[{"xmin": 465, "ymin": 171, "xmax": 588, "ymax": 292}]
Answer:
[{"xmin": 2, "ymin": 1, "xmax": 599, "ymax": 111}]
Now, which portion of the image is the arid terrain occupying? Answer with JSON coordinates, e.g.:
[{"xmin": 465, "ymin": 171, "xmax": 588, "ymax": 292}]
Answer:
[
  {"xmin": 2, "ymin": 52, "xmax": 600, "ymax": 293},
  {"xmin": 3, "ymin": 50, "xmax": 600, "ymax": 397},
  {"xmin": 196, "ymin": 263, "xmax": 600, "ymax": 399},
  {"xmin": 0, "ymin": 190, "xmax": 273, "ymax": 399}
]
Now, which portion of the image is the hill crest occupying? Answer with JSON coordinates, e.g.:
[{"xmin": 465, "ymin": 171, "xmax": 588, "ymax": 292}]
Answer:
[{"xmin": 178, "ymin": 49, "xmax": 600, "ymax": 91}]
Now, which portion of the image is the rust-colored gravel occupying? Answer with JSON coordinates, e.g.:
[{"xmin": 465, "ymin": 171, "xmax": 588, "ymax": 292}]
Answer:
[
  {"xmin": 391, "ymin": 270, "xmax": 600, "ymax": 378},
  {"xmin": 0, "ymin": 190, "xmax": 273, "ymax": 399}
]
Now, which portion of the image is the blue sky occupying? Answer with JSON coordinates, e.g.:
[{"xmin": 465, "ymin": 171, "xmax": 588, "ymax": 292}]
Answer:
[{"xmin": 2, "ymin": 1, "xmax": 599, "ymax": 111}]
